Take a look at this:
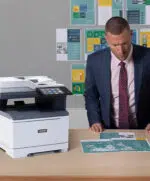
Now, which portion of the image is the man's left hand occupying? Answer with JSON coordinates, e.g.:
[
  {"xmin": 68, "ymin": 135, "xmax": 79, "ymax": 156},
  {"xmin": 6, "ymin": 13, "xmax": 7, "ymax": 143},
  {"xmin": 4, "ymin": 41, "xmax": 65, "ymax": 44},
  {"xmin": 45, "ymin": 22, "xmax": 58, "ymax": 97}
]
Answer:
[{"xmin": 145, "ymin": 123, "xmax": 150, "ymax": 133}]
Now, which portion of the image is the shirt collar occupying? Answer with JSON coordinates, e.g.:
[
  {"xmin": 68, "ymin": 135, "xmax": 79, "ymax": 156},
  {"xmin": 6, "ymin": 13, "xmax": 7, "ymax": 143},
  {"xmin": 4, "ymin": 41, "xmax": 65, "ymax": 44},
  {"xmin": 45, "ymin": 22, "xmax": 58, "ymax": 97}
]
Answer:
[{"xmin": 111, "ymin": 45, "xmax": 133, "ymax": 67}]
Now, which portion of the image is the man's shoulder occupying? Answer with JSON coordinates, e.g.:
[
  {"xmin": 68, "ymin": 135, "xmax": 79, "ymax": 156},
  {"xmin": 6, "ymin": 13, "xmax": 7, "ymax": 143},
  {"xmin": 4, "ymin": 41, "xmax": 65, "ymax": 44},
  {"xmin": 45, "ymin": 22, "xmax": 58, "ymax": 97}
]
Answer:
[
  {"xmin": 133, "ymin": 45, "xmax": 150, "ymax": 69},
  {"xmin": 133, "ymin": 44, "xmax": 150, "ymax": 53},
  {"xmin": 87, "ymin": 47, "xmax": 110, "ymax": 60}
]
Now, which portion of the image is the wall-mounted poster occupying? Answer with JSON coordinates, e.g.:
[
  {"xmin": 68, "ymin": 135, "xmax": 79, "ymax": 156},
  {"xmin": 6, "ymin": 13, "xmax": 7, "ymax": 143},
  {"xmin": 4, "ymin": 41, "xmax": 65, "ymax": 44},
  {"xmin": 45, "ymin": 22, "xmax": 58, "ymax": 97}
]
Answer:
[
  {"xmin": 98, "ymin": 0, "xmax": 123, "ymax": 25},
  {"xmin": 132, "ymin": 29, "xmax": 138, "ymax": 44},
  {"xmin": 125, "ymin": 0, "xmax": 150, "ymax": 24},
  {"xmin": 56, "ymin": 29, "xmax": 81, "ymax": 61},
  {"xmin": 70, "ymin": 0, "xmax": 96, "ymax": 25},
  {"xmin": 98, "ymin": 0, "xmax": 150, "ymax": 25},
  {"xmin": 72, "ymin": 64, "xmax": 86, "ymax": 95},
  {"xmin": 84, "ymin": 29, "xmax": 108, "ymax": 60},
  {"xmin": 84, "ymin": 28, "xmax": 137, "ymax": 60},
  {"xmin": 140, "ymin": 29, "xmax": 150, "ymax": 47}
]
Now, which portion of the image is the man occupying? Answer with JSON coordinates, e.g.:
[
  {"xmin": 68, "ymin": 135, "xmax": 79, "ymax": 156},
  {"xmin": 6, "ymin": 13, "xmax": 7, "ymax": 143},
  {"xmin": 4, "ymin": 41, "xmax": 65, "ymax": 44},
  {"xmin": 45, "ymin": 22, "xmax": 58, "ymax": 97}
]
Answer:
[{"xmin": 84, "ymin": 16, "xmax": 150, "ymax": 133}]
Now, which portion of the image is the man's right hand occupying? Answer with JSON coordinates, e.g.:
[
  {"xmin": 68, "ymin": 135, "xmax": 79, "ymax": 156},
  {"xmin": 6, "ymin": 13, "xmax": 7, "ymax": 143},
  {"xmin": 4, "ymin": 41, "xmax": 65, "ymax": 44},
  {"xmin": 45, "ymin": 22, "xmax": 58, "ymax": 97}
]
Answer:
[{"xmin": 89, "ymin": 123, "xmax": 104, "ymax": 133}]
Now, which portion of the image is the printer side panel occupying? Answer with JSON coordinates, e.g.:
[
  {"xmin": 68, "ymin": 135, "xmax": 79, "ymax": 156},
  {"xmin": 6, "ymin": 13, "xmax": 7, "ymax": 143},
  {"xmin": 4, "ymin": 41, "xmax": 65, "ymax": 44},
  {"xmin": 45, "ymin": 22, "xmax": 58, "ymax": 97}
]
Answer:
[{"xmin": 0, "ymin": 114, "xmax": 13, "ymax": 150}]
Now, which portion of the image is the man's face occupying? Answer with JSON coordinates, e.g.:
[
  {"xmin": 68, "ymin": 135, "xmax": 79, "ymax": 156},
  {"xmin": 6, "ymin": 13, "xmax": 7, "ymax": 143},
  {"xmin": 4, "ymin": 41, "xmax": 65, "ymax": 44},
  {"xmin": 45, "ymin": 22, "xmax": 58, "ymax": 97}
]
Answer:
[{"xmin": 105, "ymin": 29, "xmax": 132, "ymax": 61}]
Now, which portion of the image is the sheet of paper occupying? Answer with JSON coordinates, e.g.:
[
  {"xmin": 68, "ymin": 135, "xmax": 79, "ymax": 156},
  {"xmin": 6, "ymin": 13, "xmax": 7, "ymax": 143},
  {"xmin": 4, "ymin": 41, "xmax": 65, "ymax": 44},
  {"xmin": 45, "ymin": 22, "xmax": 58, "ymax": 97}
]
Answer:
[
  {"xmin": 81, "ymin": 139, "xmax": 117, "ymax": 153},
  {"xmin": 112, "ymin": 139, "xmax": 150, "ymax": 152},
  {"xmin": 100, "ymin": 132, "xmax": 136, "ymax": 139},
  {"xmin": 81, "ymin": 139, "xmax": 150, "ymax": 153}
]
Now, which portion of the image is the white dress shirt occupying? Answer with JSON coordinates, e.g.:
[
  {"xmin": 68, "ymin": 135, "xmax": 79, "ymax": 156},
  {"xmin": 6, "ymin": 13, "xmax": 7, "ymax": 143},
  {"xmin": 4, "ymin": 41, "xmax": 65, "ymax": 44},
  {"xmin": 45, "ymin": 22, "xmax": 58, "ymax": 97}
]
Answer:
[{"xmin": 111, "ymin": 45, "xmax": 137, "ymax": 128}]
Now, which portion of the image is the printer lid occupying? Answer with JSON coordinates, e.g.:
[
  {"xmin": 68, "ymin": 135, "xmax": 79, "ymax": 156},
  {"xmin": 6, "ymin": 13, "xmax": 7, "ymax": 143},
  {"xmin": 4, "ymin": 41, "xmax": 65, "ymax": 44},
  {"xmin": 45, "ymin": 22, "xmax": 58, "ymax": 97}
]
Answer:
[{"xmin": 0, "ymin": 76, "xmax": 66, "ymax": 99}]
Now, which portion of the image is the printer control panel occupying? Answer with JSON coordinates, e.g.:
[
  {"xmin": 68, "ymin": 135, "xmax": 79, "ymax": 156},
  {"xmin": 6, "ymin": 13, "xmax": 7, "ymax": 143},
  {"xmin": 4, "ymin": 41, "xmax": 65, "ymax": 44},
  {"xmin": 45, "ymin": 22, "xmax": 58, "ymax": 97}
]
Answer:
[{"xmin": 36, "ymin": 87, "xmax": 72, "ymax": 96}]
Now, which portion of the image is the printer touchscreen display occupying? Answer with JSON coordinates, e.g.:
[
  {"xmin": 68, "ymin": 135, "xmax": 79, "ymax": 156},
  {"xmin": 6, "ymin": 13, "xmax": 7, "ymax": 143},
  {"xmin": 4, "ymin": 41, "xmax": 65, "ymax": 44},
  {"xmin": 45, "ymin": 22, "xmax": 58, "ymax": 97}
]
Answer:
[
  {"xmin": 37, "ymin": 87, "xmax": 72, "ymax": 96},
  {"xmin": 41, "ymin": 88, "xmax": 63, "ymax": 95}
]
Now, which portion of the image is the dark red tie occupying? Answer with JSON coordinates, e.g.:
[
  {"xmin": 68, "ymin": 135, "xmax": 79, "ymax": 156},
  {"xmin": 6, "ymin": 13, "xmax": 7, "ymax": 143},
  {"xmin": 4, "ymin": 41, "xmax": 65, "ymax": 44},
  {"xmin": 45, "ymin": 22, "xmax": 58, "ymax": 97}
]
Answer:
[{"xmin": 119, "ymin": 62, "xmax": 129, "ymax": 129}]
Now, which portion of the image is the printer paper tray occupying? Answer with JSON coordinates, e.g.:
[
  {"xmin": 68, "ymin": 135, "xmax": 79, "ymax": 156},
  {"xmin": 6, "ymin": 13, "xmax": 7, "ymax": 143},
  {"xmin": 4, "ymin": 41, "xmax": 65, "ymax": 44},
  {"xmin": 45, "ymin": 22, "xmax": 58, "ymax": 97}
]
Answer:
[{"xmin": 10, "ymin": 116, "xmax": 69, "ymax": 148}]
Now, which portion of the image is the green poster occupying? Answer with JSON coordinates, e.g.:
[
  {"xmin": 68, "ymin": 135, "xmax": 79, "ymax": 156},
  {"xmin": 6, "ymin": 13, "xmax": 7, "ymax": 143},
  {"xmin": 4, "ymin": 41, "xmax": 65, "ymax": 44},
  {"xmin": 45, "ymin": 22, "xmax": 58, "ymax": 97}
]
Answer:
[{"xmin": 71, "ymin": 0, "xmax": 96, "ymax": 25}]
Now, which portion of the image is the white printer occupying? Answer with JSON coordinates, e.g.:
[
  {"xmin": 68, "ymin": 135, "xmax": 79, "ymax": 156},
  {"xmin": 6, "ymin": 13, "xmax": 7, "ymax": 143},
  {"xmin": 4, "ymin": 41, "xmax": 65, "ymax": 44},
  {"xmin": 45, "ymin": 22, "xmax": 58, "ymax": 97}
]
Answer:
[{"xmin": 0, "ymin": 76, "xmax": 72, "ymax": 158}]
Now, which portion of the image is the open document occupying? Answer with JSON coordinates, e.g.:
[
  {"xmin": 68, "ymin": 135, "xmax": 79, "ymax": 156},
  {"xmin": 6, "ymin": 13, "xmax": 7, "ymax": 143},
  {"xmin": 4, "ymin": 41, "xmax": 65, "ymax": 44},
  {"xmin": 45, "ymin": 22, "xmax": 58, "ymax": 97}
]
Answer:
[
  {"xmin": 100, "ymin": 132, "xmax": 136, "ymax": 139},
  {"xmin": 81, "ymin": 132, "xmax": 150, "ymax": 153}
]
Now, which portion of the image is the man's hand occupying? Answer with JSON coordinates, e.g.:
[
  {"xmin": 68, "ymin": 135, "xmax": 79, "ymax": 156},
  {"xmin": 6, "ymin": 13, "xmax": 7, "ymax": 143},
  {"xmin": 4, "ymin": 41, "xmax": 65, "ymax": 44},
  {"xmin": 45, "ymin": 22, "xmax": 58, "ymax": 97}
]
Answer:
[
  {"xmin": 90, "ymin": 123, "xmax": 104, "ymax": 133},
  {"xmin": 145, "ymin": 123, "xmax": 150, "ymax": 133}
]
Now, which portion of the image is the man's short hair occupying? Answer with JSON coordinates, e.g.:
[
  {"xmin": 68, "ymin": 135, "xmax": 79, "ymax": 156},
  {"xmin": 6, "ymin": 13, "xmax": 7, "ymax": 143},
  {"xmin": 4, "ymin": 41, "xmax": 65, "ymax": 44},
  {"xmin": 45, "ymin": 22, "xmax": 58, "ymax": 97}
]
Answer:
[{"xmin": 105, "ymin": 16, "xmax": 130, "ymax": 35}]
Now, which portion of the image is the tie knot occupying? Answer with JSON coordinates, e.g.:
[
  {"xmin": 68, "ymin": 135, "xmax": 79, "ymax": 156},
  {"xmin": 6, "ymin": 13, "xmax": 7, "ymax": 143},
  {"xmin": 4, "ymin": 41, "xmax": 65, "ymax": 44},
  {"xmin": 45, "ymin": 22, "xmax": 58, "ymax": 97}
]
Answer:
[{"xmin": 119, "ymin": 61, "xmax": 125, "ymax": 67}]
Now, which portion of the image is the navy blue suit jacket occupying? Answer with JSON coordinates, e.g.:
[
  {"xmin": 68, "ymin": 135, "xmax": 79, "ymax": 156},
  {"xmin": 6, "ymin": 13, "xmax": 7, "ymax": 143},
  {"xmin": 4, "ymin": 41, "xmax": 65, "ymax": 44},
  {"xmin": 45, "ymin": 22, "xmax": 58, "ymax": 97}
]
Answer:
[{"xmin": 84, "ymin": 44, "xmax": 150, "ymax": 129}]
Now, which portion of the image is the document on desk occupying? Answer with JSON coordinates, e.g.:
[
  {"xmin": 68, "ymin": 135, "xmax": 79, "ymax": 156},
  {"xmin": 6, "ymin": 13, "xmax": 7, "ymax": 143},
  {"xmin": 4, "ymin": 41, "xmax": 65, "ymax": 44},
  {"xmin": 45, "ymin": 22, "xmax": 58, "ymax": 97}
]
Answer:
[
  {"xmin": 81, "ymin": 139, "xmax": 150, "ymax": 153},
  {"xmin": 100, "ymin": 132, "xmax": 136, "ymax": 139}
]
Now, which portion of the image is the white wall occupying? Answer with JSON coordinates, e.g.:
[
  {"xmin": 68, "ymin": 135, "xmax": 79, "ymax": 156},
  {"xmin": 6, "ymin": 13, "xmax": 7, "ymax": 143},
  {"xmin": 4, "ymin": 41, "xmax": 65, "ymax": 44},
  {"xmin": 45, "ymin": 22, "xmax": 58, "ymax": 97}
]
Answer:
[
  {"xmin": 68, "ymin": 108, "xmax": 89, "ymax": 129},
  {"xmin": 0, "ymin": 0, "xmax": 84, "ymax": 109}
]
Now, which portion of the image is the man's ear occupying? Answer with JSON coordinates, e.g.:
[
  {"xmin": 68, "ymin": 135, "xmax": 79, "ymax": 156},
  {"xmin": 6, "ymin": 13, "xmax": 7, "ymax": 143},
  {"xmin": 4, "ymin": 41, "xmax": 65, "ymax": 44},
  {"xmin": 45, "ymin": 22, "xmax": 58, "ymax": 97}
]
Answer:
[
  {"xmin": 130, "ymin": 30, "xmax": 133, "ymax": 36},
  {"xmin": 105, "ymin": 34, "xmax": 108, "ymax": 44}
]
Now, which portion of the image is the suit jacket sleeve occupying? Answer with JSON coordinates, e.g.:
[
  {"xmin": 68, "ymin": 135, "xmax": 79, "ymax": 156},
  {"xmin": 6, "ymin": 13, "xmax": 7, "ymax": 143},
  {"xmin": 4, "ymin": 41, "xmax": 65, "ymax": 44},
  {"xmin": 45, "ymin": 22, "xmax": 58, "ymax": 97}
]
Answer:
[
  {"xmin": 84, "ymin": 55, "xmax": 102, "ymax": 127},
  {"xmin": 137, "ymin": 56, "xmax": 150, "ymax": 128}
]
